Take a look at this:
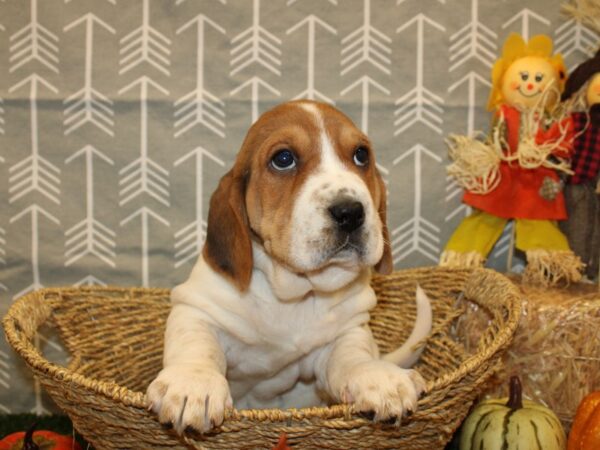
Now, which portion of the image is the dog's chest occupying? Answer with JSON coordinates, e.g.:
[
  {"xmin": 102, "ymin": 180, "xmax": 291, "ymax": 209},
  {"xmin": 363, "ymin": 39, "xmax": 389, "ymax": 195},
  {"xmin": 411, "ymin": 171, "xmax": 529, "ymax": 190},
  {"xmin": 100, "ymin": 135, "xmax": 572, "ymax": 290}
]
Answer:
[
  {"xmin": 225, "ymin": 297, "xmax": 341, "ymax": 376},
  {"xmin": 222, "ymin": 276, "xmax": 376, "ymax": 381}
]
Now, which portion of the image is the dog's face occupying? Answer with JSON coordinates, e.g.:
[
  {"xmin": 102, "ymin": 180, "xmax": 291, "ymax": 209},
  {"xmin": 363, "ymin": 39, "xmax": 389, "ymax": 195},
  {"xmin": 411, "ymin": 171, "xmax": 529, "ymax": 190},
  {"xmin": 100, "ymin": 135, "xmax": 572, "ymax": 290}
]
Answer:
[{"xmin": 203, "ymin": 101, "xmax": 392, "ymax": 291}]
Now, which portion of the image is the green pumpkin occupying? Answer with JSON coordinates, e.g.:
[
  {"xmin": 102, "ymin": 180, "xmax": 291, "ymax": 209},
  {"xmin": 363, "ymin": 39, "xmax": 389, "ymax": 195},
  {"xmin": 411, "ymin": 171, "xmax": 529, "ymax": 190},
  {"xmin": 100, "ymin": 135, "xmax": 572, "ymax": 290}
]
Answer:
[{"xmin": 459, "ymin": 376, "xmax": 566, "ymax": 450}]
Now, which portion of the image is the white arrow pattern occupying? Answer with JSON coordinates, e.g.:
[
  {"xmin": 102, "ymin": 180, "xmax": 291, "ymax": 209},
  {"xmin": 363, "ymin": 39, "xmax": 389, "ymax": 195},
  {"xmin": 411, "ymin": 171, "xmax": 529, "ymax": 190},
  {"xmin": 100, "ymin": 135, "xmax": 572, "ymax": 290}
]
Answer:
[
  {"xmin": 175, "ymin": 15, "xmax": 226, "ymax": 138},
  {"xmin": 121, "ymin": 207, "xmax": 170, "ymax": 287},
  {"xmin": 449, "ymin": 0, "xmax": 497, "ymax": 71},
  {"xmin": 555, "ymin": 19, "xmax": 600, "ymax": 60},
  {"xmin": 502, "ymin": 8, "xmax": 550, "ymax": 41},
  {"xmin": 287, "ymin": 15, "xmax": 337, "ymax": 104},
  {"xmin": 230, "ymin": 76, "xmax": 280, "ymax": 124},
  {"xmin": 230, "ymin": 0, "xmax": 281, "ymax": 76},
  {"xmin": 395, "ymin": 14, "xmax": 445, "ymax": 136},
  {"xmin": 64, "ymin": 14, "xmax": 116, "ymax": 136},
  {"xmin": 392, "ymin": 145, "xmax": 442, "ymax": 263},
  {"xmin": 173, "ymin": 147, "xmax": 225, "ymax": 268},
  {"xmin": 119, "ymin": 77, "xmax": 170, "ymax": 207},
  {"xmin": 120, "ymin": 0, "xmax": 171, "ymax": 76},
  {"xmin": 0, "ymin": 0, "xmax": 591, "ymax": 413},
  {"xmin": 74, "ymin": 275, "xmax": 108, "ymax": 286},
  {"xmin": 10, "ymin": 205, "xmax": 60, "ymax": 300},
  {"xmin": 341, "ymin": 75, "xmax": 390, "ymax": 136},
  {"xmin": 9, "ymin": 0, "xmax": 59, "ymax": 73},
  {"xmin": 65, "ymin": 146, "xmax": 116, "ymax": 267},
  {"xmin": 9, "ymin": 75, "xmax": 61, "ymax": 205},
  {"xmin": 341, "ymin": 0, "xmax": 391, "ymax": 76}
]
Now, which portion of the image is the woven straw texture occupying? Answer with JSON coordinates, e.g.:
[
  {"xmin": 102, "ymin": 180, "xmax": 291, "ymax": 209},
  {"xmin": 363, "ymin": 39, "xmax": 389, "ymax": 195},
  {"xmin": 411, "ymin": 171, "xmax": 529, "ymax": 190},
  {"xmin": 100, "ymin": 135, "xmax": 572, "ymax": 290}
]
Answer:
[{"xmin": 3, "ymin": 267, "xmax": 521, "ymax": 450}]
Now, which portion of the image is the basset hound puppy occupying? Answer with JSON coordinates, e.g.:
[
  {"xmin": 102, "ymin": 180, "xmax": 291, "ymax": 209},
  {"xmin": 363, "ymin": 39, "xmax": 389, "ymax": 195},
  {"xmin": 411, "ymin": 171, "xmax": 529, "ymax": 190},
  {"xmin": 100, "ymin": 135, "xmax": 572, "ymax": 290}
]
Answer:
[{"xmin": 147, "ymin": 100, "xmax": 432, "ymax": 434}]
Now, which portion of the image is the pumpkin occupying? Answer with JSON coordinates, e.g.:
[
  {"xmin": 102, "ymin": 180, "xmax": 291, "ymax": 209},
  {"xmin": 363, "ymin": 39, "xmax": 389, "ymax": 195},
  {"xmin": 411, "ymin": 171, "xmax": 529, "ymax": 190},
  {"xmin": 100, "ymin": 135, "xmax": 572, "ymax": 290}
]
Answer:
[
  {"xmin": 0, "ymin": 423, "xmax": 82, "ymax": 450},
  {"xmin": 568, "ymin": 391, "xmax": 600, "ymax": 450},
  {"xmin": 459, "ymin": 376, "xmax": 566, "ymax": 450}
]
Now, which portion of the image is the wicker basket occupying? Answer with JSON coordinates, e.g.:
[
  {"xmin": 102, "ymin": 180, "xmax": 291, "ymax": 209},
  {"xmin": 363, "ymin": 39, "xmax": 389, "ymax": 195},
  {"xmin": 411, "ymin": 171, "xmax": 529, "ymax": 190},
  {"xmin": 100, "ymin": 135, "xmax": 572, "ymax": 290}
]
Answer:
[{"xmin": 3, "ymin": 267, "xmax": 521, "ymax": 450}]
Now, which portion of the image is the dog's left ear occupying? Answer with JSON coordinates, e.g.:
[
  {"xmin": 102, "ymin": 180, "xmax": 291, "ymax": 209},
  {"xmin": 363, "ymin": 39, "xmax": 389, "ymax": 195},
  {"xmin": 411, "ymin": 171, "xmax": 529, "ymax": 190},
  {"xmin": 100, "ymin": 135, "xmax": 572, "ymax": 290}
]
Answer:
[
  {"xmin": 203, "ymin": 169, "xmax": 253, "ymax": 291},
  {"xmin": 374, "ymin": 172, "xmax": 393, "ymax": 275}
]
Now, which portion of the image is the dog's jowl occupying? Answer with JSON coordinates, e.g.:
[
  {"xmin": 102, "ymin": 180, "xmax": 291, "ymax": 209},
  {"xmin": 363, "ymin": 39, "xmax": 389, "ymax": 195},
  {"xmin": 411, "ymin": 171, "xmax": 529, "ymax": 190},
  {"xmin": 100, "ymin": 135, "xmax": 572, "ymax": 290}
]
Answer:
[{"xmin": 146, "ymin": 100, "xmax": 432, "ymax": 434}]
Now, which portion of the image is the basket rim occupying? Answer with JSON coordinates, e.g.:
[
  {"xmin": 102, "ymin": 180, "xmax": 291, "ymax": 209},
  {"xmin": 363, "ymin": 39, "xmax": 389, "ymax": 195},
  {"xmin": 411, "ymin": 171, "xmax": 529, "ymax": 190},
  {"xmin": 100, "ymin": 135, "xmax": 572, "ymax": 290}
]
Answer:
[{"xmin": 2, "ymin": 266, "xmax": 522, "ymax": 424}]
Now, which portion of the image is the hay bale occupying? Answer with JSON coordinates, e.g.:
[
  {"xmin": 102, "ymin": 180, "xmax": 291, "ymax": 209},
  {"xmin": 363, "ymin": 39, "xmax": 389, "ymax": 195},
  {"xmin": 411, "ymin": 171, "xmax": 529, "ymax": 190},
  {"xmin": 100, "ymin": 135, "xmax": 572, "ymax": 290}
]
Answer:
[{"xmin": 456, "ymin": 278, "xmax": 600, "ymax": 430}]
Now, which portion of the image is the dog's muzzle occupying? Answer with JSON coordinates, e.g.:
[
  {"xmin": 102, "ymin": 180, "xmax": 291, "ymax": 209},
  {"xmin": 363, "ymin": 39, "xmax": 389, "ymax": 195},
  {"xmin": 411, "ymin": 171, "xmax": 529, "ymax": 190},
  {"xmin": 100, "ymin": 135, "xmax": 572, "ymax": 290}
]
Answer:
[{"xmin": 328, "ymin": 200, "xmax": 365, "ymax": 234}]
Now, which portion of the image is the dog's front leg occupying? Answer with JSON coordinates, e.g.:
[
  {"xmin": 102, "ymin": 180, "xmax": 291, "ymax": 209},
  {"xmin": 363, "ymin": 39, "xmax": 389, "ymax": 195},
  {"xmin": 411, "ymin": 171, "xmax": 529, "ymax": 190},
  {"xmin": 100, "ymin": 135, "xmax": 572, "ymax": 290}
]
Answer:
[
  {"xmin": 314, "ymin": 325, "xmax": 426, "ymax": 422},
  {"xmin": 146, "ymin": 303, "xmax": 233, "ymax": 434}
]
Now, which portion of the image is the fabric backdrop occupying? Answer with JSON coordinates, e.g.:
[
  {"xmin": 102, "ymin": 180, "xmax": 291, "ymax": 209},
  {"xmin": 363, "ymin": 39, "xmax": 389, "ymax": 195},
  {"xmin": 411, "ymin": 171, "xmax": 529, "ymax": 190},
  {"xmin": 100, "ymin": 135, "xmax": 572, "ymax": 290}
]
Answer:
[{"xmin": 0, "ymin": 0, "xmax": 597, "ymax": 413}]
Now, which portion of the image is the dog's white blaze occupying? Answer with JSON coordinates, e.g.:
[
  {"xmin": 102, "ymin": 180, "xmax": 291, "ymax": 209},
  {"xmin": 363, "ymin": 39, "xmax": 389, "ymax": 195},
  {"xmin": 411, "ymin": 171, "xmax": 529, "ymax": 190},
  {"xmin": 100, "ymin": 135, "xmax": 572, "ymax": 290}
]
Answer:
[{"xmin": 288, "ymin": 103, "xmax": 384, "ymax": 277}]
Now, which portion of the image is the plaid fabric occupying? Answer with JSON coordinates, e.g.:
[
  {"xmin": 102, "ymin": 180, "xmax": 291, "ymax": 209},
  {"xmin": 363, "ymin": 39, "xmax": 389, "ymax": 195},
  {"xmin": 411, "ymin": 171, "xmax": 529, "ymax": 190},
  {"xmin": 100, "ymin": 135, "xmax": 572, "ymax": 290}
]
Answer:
[{"xmin": 570, "ymin": 112, "xmax": 600, "ymax": 184}]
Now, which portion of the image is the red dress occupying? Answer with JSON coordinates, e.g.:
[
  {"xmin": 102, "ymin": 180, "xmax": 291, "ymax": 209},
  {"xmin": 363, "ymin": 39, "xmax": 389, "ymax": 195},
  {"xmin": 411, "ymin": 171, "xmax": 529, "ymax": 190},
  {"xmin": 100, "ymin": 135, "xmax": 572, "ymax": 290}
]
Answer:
[{"xmin": 463, "ymin": 104, "xmax": 573, "ymax": 220}]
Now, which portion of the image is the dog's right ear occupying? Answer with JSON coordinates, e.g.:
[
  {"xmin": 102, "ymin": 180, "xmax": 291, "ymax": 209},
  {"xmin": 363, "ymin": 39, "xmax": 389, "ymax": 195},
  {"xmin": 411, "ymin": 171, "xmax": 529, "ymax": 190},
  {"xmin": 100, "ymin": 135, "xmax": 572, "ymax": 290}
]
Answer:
[{"xmin": 203, "ymin": 169, "xmax": 253, "ymax": 292}]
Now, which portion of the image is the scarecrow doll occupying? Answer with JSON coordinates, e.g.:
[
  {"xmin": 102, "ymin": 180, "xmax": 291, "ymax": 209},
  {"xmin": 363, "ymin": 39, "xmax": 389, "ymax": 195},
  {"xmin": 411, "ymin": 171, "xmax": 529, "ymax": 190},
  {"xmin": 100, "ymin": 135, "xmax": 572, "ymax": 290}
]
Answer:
[
  {"xmin": 440, "ymin": 33, "xmax": 583, "ymax": 285},
  {"xmin": 560, "ymin": 49, "xmax": 600, "ymax": 281}
]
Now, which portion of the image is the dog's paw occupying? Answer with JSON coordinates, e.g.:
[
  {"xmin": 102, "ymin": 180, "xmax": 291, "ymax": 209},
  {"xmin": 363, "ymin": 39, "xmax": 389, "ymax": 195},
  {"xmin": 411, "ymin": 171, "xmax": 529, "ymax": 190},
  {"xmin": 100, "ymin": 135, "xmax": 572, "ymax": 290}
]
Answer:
[
  {"xmin": 340, "ymin": 360, "xmax": 426, "ymax": 422},
  {"xmin": 146, "ymin": 365, "xmax": 233, "ymax": 434}
]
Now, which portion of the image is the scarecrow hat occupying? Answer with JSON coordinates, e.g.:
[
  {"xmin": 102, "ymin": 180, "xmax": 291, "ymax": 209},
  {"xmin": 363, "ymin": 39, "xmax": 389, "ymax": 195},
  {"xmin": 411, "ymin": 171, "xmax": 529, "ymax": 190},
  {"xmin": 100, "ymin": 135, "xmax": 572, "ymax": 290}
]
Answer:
[{"xmin": 562, "ymin": 48, "xmax": 600, "ymax": 101}]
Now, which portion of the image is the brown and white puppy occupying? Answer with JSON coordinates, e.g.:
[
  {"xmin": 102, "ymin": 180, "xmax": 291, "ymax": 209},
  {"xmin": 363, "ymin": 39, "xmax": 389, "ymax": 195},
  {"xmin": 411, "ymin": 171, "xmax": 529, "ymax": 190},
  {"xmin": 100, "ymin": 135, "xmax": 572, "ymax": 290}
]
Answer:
[{"xmin": 147, "ymin": 100, "xmax": 431, "ymax": 434}]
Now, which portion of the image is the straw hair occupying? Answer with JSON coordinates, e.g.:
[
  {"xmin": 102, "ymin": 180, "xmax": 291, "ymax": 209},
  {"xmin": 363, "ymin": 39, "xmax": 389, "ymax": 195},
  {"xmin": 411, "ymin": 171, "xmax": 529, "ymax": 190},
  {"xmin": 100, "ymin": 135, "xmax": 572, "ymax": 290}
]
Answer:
[
  {"xmin": 562, "ymin": 0, "xmax": 600, "ymax": 33},
  {"xmin": 446, "ymin": 134, "xmax": 503, "ymax": 195},
  {"xmin": 3, "ymin": 268, "xmax": 521, "ymax": 450}
]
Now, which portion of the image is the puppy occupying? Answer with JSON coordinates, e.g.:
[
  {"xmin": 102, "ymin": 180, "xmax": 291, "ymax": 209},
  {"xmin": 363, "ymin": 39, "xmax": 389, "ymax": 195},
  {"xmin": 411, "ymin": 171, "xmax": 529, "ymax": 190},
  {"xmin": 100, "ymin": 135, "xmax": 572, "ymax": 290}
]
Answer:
[{"xmin": 147, "ymin": 100, "xmax": 432, "ymax": 434}]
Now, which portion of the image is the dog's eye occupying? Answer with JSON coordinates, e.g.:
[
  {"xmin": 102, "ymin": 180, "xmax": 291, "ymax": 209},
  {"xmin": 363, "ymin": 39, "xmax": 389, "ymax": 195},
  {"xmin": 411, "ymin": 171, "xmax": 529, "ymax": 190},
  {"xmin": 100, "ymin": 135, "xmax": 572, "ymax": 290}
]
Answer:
[
  {"xmin": 270, "ymin": 150, "xmax": 296, "ymax": 171},
  {"xmin": 353, "ymin": 147, "xmax": 369, "ymax": 167}
]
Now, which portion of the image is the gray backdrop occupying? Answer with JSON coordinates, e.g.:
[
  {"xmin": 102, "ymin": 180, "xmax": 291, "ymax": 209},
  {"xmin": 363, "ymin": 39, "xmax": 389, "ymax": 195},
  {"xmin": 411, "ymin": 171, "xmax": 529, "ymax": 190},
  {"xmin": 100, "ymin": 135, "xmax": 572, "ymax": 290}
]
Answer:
[{"xmin": 0, "ymin": 0, "xmax": 597, "ymax": 413}]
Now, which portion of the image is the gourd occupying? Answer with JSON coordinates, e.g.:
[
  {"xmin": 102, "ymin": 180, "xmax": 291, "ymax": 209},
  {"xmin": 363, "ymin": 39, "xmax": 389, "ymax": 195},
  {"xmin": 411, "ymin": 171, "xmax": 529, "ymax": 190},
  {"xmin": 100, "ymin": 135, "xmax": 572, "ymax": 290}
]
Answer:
[
  {"xmin": 568, "ymin": 391, "xmax": 600, "ymax": 450},
  {"xmin": 459, "ymin": 376, "xmax": 566, "ymax": 450}
]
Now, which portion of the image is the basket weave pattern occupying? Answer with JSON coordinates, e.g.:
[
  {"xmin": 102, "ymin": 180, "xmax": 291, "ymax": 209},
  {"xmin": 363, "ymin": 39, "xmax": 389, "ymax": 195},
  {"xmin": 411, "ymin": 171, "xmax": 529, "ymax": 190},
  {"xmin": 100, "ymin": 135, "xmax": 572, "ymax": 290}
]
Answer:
[{"xmin": 3, "ymin": 267, "xmax": 521, "ymax": 449}]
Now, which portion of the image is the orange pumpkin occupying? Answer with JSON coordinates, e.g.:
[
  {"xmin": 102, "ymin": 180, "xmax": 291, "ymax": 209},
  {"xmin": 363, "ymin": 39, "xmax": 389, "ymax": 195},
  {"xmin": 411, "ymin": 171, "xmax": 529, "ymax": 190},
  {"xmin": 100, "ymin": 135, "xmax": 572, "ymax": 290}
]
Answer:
[
  {"xmin": 568, "ymin": 391, "xmax": 600, "ymax": 450},
  {"xmin": 0, "ymin": 423, "xmax": 82, "ymax": 450}
]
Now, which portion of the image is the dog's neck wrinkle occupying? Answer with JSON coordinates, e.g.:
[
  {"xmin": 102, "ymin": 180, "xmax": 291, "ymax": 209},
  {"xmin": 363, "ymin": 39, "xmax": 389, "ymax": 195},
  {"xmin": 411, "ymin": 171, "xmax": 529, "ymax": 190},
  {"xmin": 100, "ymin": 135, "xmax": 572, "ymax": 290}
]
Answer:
[
  {"xmin": 252, "ymin": 243, "xmax": 313, "ymax": 301},
  {"xmin": 251, "ymin": 243, "xmax": 363, "ymax": 301}
]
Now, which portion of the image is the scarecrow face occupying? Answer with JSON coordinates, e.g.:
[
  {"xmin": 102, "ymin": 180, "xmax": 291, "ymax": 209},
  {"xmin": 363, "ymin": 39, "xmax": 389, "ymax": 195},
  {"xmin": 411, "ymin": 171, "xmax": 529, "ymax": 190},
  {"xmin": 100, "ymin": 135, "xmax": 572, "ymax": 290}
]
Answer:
[
  {"xmin": 586, "ymin": 73, "xmax": 600, "ymax": 106},
  {"xmin": 501, "ymin": 56, "xmax": 560, "ymax": 110}
]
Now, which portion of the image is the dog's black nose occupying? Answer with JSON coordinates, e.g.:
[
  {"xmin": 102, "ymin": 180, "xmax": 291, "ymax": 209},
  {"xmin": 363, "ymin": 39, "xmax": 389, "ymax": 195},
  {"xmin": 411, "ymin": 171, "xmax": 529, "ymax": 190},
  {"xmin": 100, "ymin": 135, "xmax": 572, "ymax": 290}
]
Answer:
[{"xmin": 328, "ymin": 201, "xmax": 365, "ymax": 233}]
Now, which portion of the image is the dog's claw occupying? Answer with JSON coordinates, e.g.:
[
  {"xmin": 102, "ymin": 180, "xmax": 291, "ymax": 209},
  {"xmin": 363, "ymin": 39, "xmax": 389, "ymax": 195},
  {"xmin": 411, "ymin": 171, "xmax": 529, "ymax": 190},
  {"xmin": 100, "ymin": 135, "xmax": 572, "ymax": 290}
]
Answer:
[
  {"xmin": 359, "ymin": 411, "xmax": 376, "ymax": 421},
  {"xmin": 381, "ymin": 416, "xmax": 398, "ymax": 425},
  {"xmin": 185, "ymin": 425, "xmax": 200, "ymax": 435}
]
